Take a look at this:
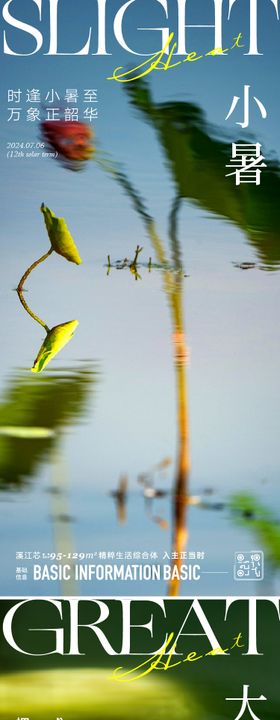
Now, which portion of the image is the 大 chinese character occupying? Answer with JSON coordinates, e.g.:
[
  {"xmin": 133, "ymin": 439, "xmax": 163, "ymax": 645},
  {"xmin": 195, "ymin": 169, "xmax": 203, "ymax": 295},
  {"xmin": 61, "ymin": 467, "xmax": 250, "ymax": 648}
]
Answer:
[
  {"xmin": 226, "ymin": 684, "xmax": 267, "ymax": 720},
  {"xmin": 225, "ymin": 85, "xmax": 267, "ymax": 129},
  {"xmin": 226, "ymin": 143, "xmax": 267, "ymax": 185}
]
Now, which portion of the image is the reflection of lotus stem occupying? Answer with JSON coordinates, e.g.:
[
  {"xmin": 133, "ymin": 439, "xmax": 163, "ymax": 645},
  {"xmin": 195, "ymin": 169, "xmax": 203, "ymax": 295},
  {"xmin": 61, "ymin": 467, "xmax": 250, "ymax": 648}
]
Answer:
[
  {"xmin": 17, "ymin": 288, "xmax": 50, "ymax": 332},
  {"xmin": 168, "ymin": 337, "xmax": 190, "ymax": 597},
  {"xmin": 168, "ymin": 197, "xmax": 190, "ymax": 596},
  {"xmin": 106, "ymin": 254, "xmax": 111, "ymax": 276},
  {"xmin": 50, "ymin": 449, "xmax": 78, "ymax": 596},
  {"xmin": 169, "ymin": 196, "xmax": 183, "ymax": 272},
  {"xmin": 96, "ymin": 155, "xmax": 190, "ymax": 594},
  {"xmin": 16, "ymin": 248, "xmax": 53, "ymax": 332},
  {"xmin": 130, "ymin": 197, "xmax": 190, "ymax": 597},
  {"xmin": 17, "ymin": 248, "xmax": 53, "ymax": 293}
]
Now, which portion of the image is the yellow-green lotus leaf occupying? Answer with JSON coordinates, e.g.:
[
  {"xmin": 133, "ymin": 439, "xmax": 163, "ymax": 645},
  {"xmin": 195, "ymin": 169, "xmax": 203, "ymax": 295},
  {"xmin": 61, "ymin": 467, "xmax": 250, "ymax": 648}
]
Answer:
[
  {"xmin": 41, "ymin": 204, "xmax": 82, "ymax": 264},
  {"xmin": 31, "ymin": 320, "xmax": 79, "ymax": 373}
]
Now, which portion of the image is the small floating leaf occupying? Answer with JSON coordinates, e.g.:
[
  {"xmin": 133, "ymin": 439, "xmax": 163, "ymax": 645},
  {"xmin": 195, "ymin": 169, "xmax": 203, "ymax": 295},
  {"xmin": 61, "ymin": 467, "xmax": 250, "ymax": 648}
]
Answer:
[
  {"xmin": 32, "ymin": 320, "xmax": 79, "ymax": 373},
  {"xmin": 41, "ymin": 204, "xmax": 82, "ymax": 264}
]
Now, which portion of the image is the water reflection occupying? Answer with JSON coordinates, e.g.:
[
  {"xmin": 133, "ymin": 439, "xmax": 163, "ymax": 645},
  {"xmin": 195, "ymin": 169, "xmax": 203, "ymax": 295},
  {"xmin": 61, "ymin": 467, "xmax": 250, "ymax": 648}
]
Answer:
[
  {"xmin": 17, "ymin": 283, "xmax": 79, "ymax": 373},
  {"xmin": 8, "ymin": 83, "xmax": 280, "ymax": 597},
  {"xmin": 41, "ymin": 119, "xmax": 94, "ymax": 171},
  {"xmin": 110, "ymin": 476, "xmax": 128, "ymax": 525},
  {"xmin": 0, "ymin": 667, "xmax": 190, "ymax": 720},
  {"xmin": 31, "ymin": 320, "xmax": 79, "ymax": 373},
  {"xmin": 106, "ymin": 246, "xmax": 154, "ymax": 281},
  {"xmin": 96, "ymin": 141, "xmax": 188, "ymax": 595},
  {"xmin": 126, "ymin": 81, "xmax": 280, "ymax": 271},
  {"xmin": 231, "ymin": 493, "xmax": 280, "ymax": 578},
  {"xmin": 96, "ymin": 80, "xmax": 280, "ymax": 593},
  {"xmin": 98, "ymin": 164, "xmax": 190, "ymax": 595},
  {"xmin": 0, "ymin": 366, "xmax": 96, "ymax": 490},
  {"xmin": 16, "ymin": 204, "xmax": 82, "ymax": 371},
  {"xmin": 47, "ymin": 449, "xmax": 78, "ymax": 595}
]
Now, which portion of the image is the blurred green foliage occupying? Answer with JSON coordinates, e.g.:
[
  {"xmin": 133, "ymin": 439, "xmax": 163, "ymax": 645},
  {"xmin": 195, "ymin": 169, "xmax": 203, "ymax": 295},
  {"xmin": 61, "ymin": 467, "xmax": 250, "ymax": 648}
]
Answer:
[
  {"xmin": 230, "ymin": 493, "xmax": 280, "ymax": 566},
  {"xmin": 126, "ymin": 81, "xmax": 280, "ymax": 269},
  {"xmin": 0, "ymin": 366, "xmax": 96, "ymax": 489}
]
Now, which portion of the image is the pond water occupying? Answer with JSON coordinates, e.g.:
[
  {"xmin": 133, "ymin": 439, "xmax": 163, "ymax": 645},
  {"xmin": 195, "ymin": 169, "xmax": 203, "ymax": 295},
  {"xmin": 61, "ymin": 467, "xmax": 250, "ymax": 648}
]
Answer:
[
  {"xmin": 1, "ymin": 80, "xmax": 280, "ymax": 597},
  {"xmin": 1, "ymin": 207, "xmax": 279, "ymax": 596}
]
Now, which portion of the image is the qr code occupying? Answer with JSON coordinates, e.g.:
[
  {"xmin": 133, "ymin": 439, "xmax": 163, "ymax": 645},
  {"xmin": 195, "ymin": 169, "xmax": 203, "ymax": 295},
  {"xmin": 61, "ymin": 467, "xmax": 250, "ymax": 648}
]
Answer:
[{"xmin": 234, "ymin": 551, "xmax": 264, "ymax": 581}]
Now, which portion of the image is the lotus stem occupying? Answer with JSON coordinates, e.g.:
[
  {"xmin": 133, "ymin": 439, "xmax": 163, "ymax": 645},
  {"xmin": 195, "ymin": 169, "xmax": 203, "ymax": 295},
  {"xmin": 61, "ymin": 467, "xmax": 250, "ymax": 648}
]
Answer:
[
  {"xmin": 96, "ymin": 152, "xmax": 190, "ymax": 595},
  {"xmin": 17, "ymin": 247, "xmax": 53, "ymax": 293},
  {"xmin": 17, "ymin": 289, "xmax": 50, "ymax": 332}
]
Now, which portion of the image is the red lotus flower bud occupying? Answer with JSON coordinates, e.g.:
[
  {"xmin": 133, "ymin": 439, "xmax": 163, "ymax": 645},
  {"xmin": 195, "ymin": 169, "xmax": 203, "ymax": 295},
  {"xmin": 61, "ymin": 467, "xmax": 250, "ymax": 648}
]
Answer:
[{"xmin": 41, "ymin": 120, "xmax": 94, "ymax": 166}]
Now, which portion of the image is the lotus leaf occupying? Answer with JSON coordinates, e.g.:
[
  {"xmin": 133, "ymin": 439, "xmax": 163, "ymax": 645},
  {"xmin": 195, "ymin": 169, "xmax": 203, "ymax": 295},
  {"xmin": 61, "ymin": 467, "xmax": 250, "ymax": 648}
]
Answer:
[
  {"xmin": 32, "ymin": 320, "xmax": 79, "ymax": 373},
  {"xmin": 41, "ymin": 204, "xmax": 82, "ymax": 264}
]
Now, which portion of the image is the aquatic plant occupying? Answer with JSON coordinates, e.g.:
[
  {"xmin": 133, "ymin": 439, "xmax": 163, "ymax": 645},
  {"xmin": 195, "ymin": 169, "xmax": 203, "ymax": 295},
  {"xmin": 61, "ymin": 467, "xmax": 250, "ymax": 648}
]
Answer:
[{"xmin": 16, "ymin": 205, "xmax": 81, "ymax": 372}]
